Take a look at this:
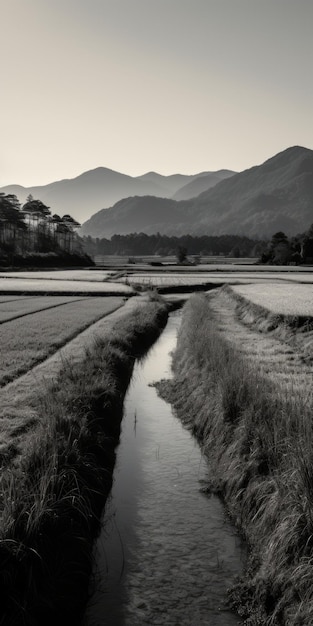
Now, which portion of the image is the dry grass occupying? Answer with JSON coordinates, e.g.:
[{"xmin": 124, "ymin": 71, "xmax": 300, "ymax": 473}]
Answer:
[
  {"xmin": 0, "ymin": 296, "xmax": 124, "ymax": 386},
  {"xmin": 0, "ymin": 296, "xmax": 169, "ymax": 625},
  {"xmin": 219, "ymin": 285, "xmax": 313, "ymax": 365},
  {"xmin": 163, "ymin": 292, "xmax": 313, "ymax": 625},
  {"xmin": 206, "ymin": 287, "xmax": 313, "ymax": 390},
  {"xmin": 232, "ymin": 282, "xmax": 313, "ymax": 316}
]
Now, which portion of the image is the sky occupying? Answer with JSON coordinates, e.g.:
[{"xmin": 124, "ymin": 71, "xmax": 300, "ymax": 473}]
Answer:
[{"xmin": 1, "ymin": 0, "xmax": 313, "ymax": 186}]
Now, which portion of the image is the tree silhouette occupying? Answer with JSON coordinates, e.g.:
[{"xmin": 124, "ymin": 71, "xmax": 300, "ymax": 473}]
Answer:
[
  {"xmin": 176, "ymin": 245, "xmax": 187, "ymax": 263},
  {"xmin": 22, "ymin": 198, "xmax": 51, "ymax": 250},
  {"xmin": 0, "ymin": 193, "xmax": 27, "ymax": 253}
]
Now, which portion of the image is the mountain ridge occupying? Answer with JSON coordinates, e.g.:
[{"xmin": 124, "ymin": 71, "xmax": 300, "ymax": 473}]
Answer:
[
  {"xmin": 0, "ymin": 167, "xmax": 233, "ymax": 223},
  {"xmin": 81, "ymin": 146, "xmax": 313, "ymax": 239}
]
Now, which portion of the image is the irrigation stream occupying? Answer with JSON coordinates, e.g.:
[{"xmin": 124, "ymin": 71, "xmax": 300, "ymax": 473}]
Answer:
[{"xmin": 85, "ymin": 311, "xmax": 245, "ymax": 625}]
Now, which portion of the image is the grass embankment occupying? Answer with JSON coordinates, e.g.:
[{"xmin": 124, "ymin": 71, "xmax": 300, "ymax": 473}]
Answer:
[
  {"xmin": 228, "ymin": 283, "xmax": 313, "ymax": 332},
  {"xmin": 225, "ymin": 284, "xmax": 313, "ymax": 364},
  {"xmin": 158, "ymin": 293, "xmax": 313, "ymax": 625},
  {"xmin": 0, "ymin": 298, "xmax": 169, "ymax": 626}
]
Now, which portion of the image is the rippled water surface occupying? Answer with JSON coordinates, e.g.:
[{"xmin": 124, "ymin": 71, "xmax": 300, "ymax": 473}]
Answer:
[{"xmin": 85, "ymin": 312, "xmax": 245, "ymax": 625}]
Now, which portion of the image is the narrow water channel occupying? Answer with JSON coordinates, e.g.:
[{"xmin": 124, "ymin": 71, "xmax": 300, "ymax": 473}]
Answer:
[{"xmin": 85, "ymin": 311, "xmax": 245, "ymax": 626}]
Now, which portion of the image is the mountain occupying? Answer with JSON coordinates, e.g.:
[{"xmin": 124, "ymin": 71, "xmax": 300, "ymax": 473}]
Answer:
[
  {"xmin": 136, "ymin": 172, "xmax": 195, "ymax": 195},
  {"xmin": 190, "ymin": 145, "xmax": 313, "ymax": 238},
  {"xmin": 172, "ymin": 170, "xmax": 235, "ymax": 200},
  {"xmin": 81, "ymin": 196, "xmax": 189, "ymax": 238},
  {"xmin": 0, "ymin": 168, "xmax": 181, "ymax": 223},
  {"xmin": 0, "ymin": 168, "xmax": 231, "ymax": 224},
  {"xmin": 81, "ymin": 147, "xmax": 313, "ymax": 239}
]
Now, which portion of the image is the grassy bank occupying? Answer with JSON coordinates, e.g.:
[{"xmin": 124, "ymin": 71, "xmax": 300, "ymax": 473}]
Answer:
[
  {"xmin": 0, "ymin": 297, "xmax": 169, "ymax": 626},
  {"xmin": 226, "ymin": 283, "xmax": 313, "ymax": 333},
  {"xmin": 158, "ymin": 293, "xmax": 313, "ymax": 625},
  {"xmin": 223, "ymin": 284, "xmax": 313, "ymax": 364}
]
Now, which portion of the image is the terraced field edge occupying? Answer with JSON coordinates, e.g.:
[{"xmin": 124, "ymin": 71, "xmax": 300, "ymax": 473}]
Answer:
[
  {"xmin": 0, "ymin": 297, "xmax": 170, "ymax": 626},
  {"xmin": 156, "ymin": 293, "xmax": 313, "ymax": 625}
]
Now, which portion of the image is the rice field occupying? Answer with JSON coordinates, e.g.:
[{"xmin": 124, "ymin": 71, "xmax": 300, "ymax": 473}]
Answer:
[
  {"xmin": 121, "ymin": 272, "xmax": 311, "ymax": 288},
  {"xmin": 94, "ymin": 255, "xmax": 313, "ymax": 272},
  {"xmin": 277, "ymin": 274, "xmax": 313, "ymax": 283},
  {"xmin": 0, "ymin": 270, "xmax": 114, "ymax": 281},
  {"xmin": 123, "ymin": 273, "xmax": 222, "ymax": 287},
  {"xmin": 2, "ymin": 267, "xmax": 313, "ymax": 295},
  {"xmin": 0, "ymin": 295, "xmax": 86, "ymax": 324},
  {"xmin": 1, "ymin": 268, "xmax": 313, "ymax": 389},
  {"xmin": 231, "ymin": 282, "xmax": 313, "ymax": 316},
  {"xmin": 0, "ymin": 295, "xmax": 37, "ymax": 303},
  {"xmin": 120, "ymin": 269, "xmax": 313, "ymax": 290},
  {"xmin": 0, "ymin": 277, "xmax": 132, "ymax": 294},
  {"xmin": 0, "ymin": 296, "xmax": 124, "ymax": 386}
]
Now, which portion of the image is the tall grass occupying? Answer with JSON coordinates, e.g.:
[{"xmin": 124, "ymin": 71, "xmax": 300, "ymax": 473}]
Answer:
[
  {"xmin": 232, "ymin": 282, "xmax": 313, "ymax": 318},
  {"xmin": 165, "ymin": 293, "xmax": 313, "ymax": 625},
  {"xmin": 0, "ymin": 299, "xmax": 168, "ymax": 626}
]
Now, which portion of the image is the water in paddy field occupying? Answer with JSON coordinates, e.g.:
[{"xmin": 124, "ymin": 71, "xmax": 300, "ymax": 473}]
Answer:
[{"xmin": 85, "ymin": 311, "xmax": 245, "ymax": 626}]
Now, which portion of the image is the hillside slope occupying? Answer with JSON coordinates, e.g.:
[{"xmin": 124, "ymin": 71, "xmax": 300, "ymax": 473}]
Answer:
[
  {"xmin": 81, "ymin": 196, "xmax": 189, "ymax": 238},
  {"xmin": 172, "ymin": 170, "xmax": 235, "ymax": 200},
  {"xmin": 81, "ymin": 146, "xmax": 313, "ymax": 239},
  {"xmin": 192, "ymin": 145, "xmax": 313, "ymax": 237}
]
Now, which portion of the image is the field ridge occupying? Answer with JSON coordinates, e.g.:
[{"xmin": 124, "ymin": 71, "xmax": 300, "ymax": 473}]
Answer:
[
  {"xmin": 0, "ymin": 295, "xmax": 170, "ymax": 625},
  {"xmin": 157, "ymin": 292, "xmax": 313, "ymax": 624}
]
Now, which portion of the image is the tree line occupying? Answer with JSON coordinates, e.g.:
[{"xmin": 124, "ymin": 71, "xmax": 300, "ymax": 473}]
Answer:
[
  {"xmin": 261, "ymin": 226, "xmax": 313, "ymax": 264},
  {"xmin": 83, "ymin": 227, "xmax": 313, "ymax": 265},
  {"xmin": 82, "ymin": 232, "xmax": 265, "ymax": 258},
  {"xmin": 0, "ymin": 193, "xmax": 84, "ymax": 264}
]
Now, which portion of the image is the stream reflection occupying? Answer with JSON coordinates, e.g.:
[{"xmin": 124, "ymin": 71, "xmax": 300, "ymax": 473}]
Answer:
[{"xmin": 85, "ymin": 311, "xmax": 245, "ymax": 625}]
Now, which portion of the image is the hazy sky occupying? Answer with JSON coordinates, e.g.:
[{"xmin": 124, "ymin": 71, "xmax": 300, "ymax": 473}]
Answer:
[{"xmin": 1, "ymin": 0, "xmax": 312, "ymax": 186}]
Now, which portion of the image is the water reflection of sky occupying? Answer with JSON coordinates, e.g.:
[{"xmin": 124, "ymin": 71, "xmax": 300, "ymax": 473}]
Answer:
[
  {"xmin": 136, "ymin": 311, "xmax": 181, "ymax": 383},
  {"xmin": 85, "ymin": 312, "xmax": 245, "ymax": 626}
]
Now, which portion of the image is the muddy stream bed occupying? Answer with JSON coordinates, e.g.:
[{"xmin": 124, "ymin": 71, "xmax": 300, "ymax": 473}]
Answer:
[{"xmin": 84, "ymin": 311, "xmax": 246, "ymax": 625}]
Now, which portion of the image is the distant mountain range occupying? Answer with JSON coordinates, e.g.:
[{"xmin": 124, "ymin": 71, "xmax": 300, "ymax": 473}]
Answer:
[
  {"xmin": 2, "ymin": 146, "xmax": 312, "ymax": 239},
  {"xmin": 81, "ymin": 146, "xmax": 313, "ymax": 239},
  {"xmin": 0, "ymin": 168, "xmax": 234, "ymax": 224}
]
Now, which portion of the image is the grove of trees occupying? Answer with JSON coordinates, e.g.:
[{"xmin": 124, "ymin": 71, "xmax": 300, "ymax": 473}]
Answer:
[
  {"xmin": 0, "ymin": 193, "xmax": 86, "ymax": 266},
  {"xmin": 82, "ymin": 228, "xmax": 313, "ymax": 265},
  {"xmin": 4, "ymin": 191, "xmax": 312, "ymax": 268},
  {"xmin": 82, "ymin": 232, "xmax": 264, "ymax": 259},
  {"xmin": 260, "ymin": 226, "xmax": 313, "ymax": 265}
]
